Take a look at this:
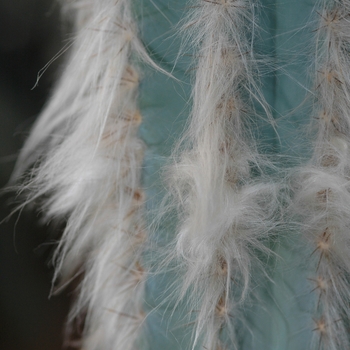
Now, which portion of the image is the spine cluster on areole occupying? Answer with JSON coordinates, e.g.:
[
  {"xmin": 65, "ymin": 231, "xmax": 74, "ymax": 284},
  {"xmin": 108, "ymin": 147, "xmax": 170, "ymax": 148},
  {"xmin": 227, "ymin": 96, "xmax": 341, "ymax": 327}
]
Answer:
[
  {"xmin": 292, "ymin": 2, "xmax": 350, "ymax": 349},
  {"xmin": 15, "ymin": 1, "xmax": 150, "ymax": 349},
  {"xmin": 166, "ymin": 0, "xmax": 278, "ymax": 348}
]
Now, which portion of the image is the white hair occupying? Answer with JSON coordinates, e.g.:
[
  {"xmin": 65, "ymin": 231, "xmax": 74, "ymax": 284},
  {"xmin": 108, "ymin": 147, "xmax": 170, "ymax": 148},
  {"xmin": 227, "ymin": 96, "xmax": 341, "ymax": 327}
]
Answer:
[
  {"xmin": 13, "ymin": 0, "xmax": 152, "ymax": 348},
  {"xmin": 291, "ymin": 1, "xmax": 350, "ymax": 349},
  {"xmin": 157, "ymin": 1, "xmax": 281, "ymax": 348}
]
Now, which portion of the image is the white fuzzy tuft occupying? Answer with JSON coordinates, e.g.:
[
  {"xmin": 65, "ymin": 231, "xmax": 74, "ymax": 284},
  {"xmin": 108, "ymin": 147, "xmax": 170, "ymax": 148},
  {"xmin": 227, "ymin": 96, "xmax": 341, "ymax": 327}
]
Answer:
[
  {"xmin": 291, "ymin": 1, "xmax": 350, "ymax": 349},
  {"xmin": 159, "ymin": 1, "xmax": 281, "ymax": 348},
  {"xmin": 13, "ymin": 0, "xmax": 153, "ymax": 349}
]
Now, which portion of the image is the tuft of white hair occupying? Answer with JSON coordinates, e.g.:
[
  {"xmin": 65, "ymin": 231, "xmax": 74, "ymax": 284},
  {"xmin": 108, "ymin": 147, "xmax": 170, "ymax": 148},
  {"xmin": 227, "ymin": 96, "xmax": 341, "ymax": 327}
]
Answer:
[
  {"xmin": 13, "ymin": 0, "xmax": 154, "ymax": 349},
  {"xmin": 157, "ymin": 0, "xmax": 281, "ymax": 348},
  {"xmin": 291, "ymin": 1, "xmax": 350, "ymax": 349}
]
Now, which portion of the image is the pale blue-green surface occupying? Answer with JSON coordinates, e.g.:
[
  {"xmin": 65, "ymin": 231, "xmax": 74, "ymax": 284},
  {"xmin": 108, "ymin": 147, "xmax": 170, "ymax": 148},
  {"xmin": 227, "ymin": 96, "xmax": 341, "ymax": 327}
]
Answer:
[{"xmin": 135, "ymin": 0, "xmax": 319, "ymax": 348}]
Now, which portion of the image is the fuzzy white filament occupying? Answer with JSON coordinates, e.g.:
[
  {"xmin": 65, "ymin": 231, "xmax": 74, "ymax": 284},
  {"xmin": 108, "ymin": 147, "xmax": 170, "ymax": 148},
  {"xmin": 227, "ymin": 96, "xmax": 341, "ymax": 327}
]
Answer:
[
  {"xmin": 13, "ymin": 0, "xmax": 151, "ymax": 349},
  {"xmin": 291, "ymin": 1, "xmax": 350, "ymax": 349},
  {"xmin": 163, "ymin": 0, "xmax": 279, "ymax": 348}
]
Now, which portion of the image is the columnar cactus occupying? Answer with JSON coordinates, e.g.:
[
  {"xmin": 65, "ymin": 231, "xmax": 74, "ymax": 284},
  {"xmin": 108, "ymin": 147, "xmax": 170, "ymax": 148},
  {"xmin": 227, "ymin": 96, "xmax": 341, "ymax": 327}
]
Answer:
[{"xmin": 13, "ymin": 0, "xmax": 350, "ymax": 349}]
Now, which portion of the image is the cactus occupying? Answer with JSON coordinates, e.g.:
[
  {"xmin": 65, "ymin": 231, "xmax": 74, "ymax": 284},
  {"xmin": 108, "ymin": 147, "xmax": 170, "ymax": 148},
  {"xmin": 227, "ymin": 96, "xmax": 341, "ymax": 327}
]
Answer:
[{"xmin": 12, "ymin": 0, "xmax": 350, "ymax": 349}]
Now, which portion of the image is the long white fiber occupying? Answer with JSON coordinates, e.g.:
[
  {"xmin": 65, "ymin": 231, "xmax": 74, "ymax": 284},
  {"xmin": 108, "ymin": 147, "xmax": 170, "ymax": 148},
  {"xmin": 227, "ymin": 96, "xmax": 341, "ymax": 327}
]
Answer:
[
  {"xmin": 13, "ymin": 0, "xmax": 152, "ymax": 349},
  {"xmin": 291, "ymin": 1, "xmax": 350, "ymax": 349},
  {"xmin": 162, "ymin": 1, "xmax": 280, "ymax": 348}
]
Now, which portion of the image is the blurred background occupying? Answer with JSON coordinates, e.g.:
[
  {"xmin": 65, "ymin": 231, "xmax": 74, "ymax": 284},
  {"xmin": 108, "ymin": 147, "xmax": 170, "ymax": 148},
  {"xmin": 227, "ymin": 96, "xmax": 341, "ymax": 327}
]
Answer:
[{"xmin": 0, "ymin": 1, "xmax": 71, "ymax": 349}]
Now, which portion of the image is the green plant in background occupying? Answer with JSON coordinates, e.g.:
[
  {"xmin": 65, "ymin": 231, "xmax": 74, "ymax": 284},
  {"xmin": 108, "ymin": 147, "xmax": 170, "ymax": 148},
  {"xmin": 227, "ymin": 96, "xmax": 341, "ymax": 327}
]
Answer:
[{"xmin": 13, "ymin": 0, "xmax": 350, "ymax": 349}]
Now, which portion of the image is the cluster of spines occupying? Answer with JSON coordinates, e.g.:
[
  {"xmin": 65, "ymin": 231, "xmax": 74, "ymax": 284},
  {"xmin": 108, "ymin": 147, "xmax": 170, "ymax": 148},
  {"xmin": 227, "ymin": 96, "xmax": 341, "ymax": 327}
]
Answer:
[
  {"xmin": 164, "ymin": 0, "xmax": 279, "ymax": 348},
  {"xmin": 292, "ymin": 2, "xmax": 350, "ymax": 349},
  {"xmin": 14, "ymin": 1, "xmax": 150, "ymax": 349}
]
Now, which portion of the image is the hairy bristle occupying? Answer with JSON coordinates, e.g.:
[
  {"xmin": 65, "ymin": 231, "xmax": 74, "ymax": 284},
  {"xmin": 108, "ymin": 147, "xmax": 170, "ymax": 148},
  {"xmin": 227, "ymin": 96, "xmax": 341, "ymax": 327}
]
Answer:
[
  {"xmin": 157, "ymin": 0, "xmax": 280, "ymax": 348},
  {"xmin": 12, "ymin": 0, "xmax": 155, "ymax": 349},
  {"xmin": 291, "ymin": 1, "xmax": 350, "ymax": 349}
]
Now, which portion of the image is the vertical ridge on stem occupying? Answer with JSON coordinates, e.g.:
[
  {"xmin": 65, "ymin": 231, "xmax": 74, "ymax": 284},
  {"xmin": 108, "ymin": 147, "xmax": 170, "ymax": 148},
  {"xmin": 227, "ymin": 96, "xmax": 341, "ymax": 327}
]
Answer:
[
  {"xmin": 292, "ymin": 1, "xmax": 350, "ymax": 349},
  {"xmin": 160, "ymin": 1, "xmax": 280, "ymax": 348},
  {"xmin": 12, "ymin": 1, "xmax": 155, "ymax": 349}
]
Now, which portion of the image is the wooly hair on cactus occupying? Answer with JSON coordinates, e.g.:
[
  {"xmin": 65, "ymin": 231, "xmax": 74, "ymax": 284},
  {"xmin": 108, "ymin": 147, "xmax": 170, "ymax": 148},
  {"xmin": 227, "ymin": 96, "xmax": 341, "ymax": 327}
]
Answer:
[{"xmin": 10, "ymin": 0, "xmax": 350, "ymax": 350}]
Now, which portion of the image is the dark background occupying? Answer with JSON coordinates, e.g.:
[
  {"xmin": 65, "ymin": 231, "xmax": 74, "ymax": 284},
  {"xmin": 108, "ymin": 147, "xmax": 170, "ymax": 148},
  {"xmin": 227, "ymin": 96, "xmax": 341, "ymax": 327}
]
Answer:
[{"xmin": 0, "ymin": 1, "xmax": 71, "ymax": 349}]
